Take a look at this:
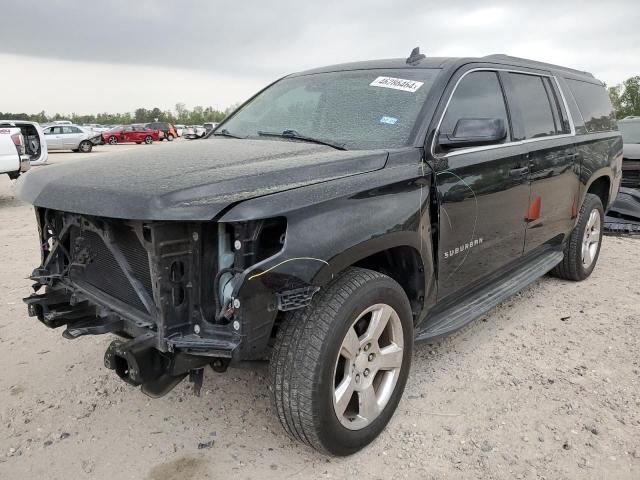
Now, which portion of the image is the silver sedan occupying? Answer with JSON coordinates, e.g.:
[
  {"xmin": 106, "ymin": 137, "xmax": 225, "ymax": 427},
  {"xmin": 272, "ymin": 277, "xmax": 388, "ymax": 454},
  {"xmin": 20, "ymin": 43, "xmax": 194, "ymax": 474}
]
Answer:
[{"xmin": 42, "ymin": 125, "xmax": 102, "ymax": 153}]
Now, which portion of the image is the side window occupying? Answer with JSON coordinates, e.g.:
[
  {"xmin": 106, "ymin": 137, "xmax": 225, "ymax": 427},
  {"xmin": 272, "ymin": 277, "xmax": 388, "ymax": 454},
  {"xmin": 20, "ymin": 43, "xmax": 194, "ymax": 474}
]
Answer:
[
  {"xmin": 440, "ymin": 71, "xmax": 510, "ymax": 144},
  {"xmin": 565, "ymin": 79, "xmax": 615, "ymax": 132},
  {"xmin": 44, "ymin": 127, "xmax": 53, "ymax": 135},
  {"xmin": 508, "ymin": 73, "xmax": 557, "ymax": 139}
]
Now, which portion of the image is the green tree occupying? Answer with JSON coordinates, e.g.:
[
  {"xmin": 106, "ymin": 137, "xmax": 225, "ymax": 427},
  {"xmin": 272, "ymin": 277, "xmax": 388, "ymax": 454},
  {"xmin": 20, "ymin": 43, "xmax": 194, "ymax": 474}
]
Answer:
[{"xmin": 609, "ymin": 75, "xmax": 640, "ymax": 119}]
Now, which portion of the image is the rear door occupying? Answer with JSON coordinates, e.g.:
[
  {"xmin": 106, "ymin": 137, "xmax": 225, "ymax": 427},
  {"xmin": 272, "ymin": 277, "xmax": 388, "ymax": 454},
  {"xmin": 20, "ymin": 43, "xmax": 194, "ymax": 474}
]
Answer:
[
  {"xmin": 503, "ymin": 72, "xmax": 579, "ymax": 252},
  {"xmin": 62, "ymin": 126, "xmax": 84, "ymax": 149},
  {"xmin": 433, "ymin": 69, "xmax": 531, "ymax": 300}
]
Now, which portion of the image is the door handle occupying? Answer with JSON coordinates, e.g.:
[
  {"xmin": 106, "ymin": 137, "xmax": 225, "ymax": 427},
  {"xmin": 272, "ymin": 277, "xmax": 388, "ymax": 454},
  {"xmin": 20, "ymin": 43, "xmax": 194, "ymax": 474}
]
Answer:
[{"xmin": 509, "ymin": 166, "xmax": 529, "ymax": 177}]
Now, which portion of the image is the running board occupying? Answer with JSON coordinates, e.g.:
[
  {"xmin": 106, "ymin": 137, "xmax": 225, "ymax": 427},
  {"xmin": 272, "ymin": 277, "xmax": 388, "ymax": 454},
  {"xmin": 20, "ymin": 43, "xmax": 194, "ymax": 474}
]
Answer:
[{"xmin": 415, "ymin": 250, "xmax": 564, "ymax": 342}]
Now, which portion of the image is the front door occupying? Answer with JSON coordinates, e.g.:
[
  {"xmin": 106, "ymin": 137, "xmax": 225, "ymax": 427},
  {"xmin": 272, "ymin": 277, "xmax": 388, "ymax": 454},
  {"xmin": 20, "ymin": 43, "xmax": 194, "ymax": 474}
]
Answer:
[
  {"xmin": 433, "ymin": 70, "xmax": 531, "ymax": 300},
  {"xmin": 44, "ymin": 126, "xmax": 63, "ymax": 149}
]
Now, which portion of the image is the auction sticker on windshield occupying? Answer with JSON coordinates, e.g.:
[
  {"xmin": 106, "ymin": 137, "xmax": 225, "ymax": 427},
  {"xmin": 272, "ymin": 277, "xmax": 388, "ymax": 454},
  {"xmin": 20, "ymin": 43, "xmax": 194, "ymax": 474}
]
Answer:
[{"xmin": 370, "ymin": 76, "xmax": 424, "ymax": 93}]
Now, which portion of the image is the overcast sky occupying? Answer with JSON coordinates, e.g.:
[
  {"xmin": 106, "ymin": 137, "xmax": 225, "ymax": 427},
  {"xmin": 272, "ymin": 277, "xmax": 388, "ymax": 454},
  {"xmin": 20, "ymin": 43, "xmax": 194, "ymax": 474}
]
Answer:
[{"xmin": 1, "ymin": 0, "xmax": 638, "ymax": 115}]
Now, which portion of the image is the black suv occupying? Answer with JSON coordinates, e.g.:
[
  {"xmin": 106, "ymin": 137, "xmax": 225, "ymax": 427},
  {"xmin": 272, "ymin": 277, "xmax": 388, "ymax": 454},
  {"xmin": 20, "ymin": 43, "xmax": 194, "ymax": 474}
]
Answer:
[{"xmin": 17, "ymin": 50, "xmax": 621, "ymax": 455}]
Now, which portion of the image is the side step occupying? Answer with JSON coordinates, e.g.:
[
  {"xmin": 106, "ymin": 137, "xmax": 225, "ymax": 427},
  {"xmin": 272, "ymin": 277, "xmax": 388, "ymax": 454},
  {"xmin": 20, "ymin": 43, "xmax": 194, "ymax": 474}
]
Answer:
[{"xmin": 415, "ymin": 250, "xmax": 564, "ymax": 342}]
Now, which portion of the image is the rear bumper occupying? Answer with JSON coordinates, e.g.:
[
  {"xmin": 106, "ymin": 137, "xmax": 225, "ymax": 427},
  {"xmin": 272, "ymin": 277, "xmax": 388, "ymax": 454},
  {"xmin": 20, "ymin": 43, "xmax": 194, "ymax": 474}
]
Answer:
[{"xmin": 19, "ymin": 154, "xmax": 31, "ymax": 172}]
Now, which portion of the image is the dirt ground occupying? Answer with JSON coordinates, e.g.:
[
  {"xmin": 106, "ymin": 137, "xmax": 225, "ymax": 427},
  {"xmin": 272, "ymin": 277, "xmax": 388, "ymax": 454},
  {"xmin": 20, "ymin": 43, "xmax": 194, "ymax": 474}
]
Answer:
[{"xmin": 1, "ymin": 144, "xmax": 639, "ymax": 479}]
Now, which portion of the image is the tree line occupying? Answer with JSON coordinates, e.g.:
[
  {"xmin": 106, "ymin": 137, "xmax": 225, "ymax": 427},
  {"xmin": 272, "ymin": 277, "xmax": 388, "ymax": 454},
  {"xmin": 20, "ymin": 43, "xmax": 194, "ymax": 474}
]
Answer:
[
  {"xmin": 0, "ymin": 102, "xmax": 238, "ymax": 125},
  {"xmin": 608, "ymin": 76, "xmax": 640, "ymax": 119}
]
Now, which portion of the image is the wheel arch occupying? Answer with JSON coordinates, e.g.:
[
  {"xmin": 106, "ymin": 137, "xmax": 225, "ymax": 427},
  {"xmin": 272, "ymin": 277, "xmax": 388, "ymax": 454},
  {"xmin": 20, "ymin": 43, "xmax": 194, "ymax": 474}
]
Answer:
[{"xmin": 585, "ymin": 174, "xmax": 611, "ymax": 210}]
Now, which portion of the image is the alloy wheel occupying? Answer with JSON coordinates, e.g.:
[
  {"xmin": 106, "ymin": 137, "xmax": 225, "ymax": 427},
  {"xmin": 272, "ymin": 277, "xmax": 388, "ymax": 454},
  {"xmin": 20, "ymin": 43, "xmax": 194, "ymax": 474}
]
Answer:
[
  {"xmin": 332, "ymin": 303, "xmax": 404, "ymax": 430},
  {"xmin": 581, "ymin": 209, "xmax": 601, "ymax": 268}
]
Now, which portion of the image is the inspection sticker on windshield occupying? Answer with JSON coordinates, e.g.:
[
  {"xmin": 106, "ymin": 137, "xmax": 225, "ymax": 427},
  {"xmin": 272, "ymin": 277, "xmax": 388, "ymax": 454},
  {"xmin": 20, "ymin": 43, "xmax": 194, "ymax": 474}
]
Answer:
[
  {"xmin": 380, "ymin": 116, "xmax": 398, "ymax": 125},
  {"xmin": 370, "ymin": 76, "xmax": 423, "ymax": 93}
]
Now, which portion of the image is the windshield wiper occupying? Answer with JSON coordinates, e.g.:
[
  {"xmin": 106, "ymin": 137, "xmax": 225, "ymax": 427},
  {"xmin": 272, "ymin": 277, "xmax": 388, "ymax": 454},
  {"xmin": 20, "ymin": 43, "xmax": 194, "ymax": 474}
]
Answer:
[
  {"xmin": 212, "ymin": 128, "xmax": 244, "ymax": 139},
  {"xmin": 257, "ymin": 129, "xmax": 347, "ymax": 150}
]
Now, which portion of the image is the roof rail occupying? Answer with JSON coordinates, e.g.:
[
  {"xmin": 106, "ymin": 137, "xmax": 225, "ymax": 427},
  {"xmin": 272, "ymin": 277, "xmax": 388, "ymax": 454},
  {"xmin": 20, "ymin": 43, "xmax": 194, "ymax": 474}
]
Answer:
[{"xmin": 483, "ymin": 54, "xmax": 595, "ymax": 78}]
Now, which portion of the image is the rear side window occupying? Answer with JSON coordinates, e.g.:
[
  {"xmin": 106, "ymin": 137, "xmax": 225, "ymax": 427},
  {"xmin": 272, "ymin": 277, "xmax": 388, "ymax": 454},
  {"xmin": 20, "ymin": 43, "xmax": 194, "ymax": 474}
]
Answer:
[
  {"xmin": 508, "ymin": 73, "xmax": 557, "ymax": 139},
  {"xmin": 440, "ymin": 71, "xmax": 510, "ymax": 140},
  {"xmin": 566, "ymin": 79, "xmax": 615, "ymax": 132}
]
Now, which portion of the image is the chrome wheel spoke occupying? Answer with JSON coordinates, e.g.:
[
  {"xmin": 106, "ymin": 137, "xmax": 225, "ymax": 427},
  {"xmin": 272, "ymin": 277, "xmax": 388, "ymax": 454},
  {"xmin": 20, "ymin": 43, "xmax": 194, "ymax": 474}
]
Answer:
[
  {"xmin": 334, "ymin": 376, "xmax": 355, "ymax": 417},
  {"xmin": 358, "ymin": 385, "xmax": 380, "ymax": 421},
  {"xmin": 581, "ymin": 208, "xmax": 601, "ymax": 268},
  {"xmin": 377, "ymin": 344, "xmax": 403, "ymax": 370},
  {"xmin": 361, "ymin": 304, "xmax": 392, "ymax": 346},
  {"xmin": 340, "ymin": 327, "xmax": 359, "ymax": 360}
]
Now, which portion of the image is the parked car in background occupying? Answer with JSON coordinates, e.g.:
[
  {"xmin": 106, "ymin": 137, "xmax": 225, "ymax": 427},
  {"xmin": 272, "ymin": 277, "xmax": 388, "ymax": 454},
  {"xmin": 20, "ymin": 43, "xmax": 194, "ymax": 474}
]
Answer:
[
  {"xmin": 42, "ymin": 125, "xmax": 102, "ymax": 153},
  {"xmin": 102, "ymin": 125, "xmax": 159, "ymax": 145},
  {"xmin": 0, "ymin": 120, "xmax": 48, "ymax": 165},
  {"xmin": 0, "ymin": 126, "xmax": 29, "ymax": 178},
  {"xmin": 145, "ymin": 122, "xmax": 177, "ymax": 141},
  {"xmin": 52, "ymin": 120, "xmax": 72, "ymax": 125},
  {"xmin": 174, "ymin": 124, "xmax": 185, "ymax": 137},
  {"xmin": 204, "ymin": 122, "xmax": 219, "ymax": 135},
  {"xmin": 182, "ymin": 125, "xmax": 206, "ymax": 139},
  {"xmin": 618, "ymin": 116, "xmax": 640, "ymax": 188}
]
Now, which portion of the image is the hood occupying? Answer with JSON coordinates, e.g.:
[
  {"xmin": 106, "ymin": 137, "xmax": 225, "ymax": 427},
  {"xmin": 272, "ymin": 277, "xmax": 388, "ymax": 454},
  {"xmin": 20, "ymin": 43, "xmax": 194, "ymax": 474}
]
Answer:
[
  {"xmin": 15, "ymin": 138, "xmax": 388, "ymax": 221},
  {"xmin": 623, "ymin": 143, "xmax": 640, "ymax": 160}
]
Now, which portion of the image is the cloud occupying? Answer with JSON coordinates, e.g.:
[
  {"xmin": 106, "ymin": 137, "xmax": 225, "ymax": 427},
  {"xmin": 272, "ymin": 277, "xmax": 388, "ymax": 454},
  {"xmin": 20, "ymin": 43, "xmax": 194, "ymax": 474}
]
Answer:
[{"xmin": 0, "ymin": 0, "xmax": 637, "ymax": 113}]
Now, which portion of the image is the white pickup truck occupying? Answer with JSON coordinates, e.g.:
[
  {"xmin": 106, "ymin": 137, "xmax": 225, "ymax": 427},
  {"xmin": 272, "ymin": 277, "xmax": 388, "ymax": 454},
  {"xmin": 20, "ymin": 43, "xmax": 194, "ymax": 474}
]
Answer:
[{"xmin": 0, "ymin": 127, "xmax": 30, "ymax": 178}]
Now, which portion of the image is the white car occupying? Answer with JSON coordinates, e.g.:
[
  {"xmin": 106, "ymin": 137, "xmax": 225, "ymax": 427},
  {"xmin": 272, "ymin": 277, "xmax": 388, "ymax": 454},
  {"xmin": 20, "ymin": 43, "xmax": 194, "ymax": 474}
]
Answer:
[
  {"xmin": 0, "ymin": 120, "xmax": 48, "ymax": 165},
  {"xmin": 42, "ymin": 124, "xmax": 102, "ymax": 153},
  {"xmin": 182, "ymin": 125, "xmax": 206, "ymax": 139},
  {"xmin": 174, "ymin": 124, "xmax": 185, "ymax": 137},
  {"xmin": 0, "ymin": 126, "xmax": 29, "ymax": 178}
]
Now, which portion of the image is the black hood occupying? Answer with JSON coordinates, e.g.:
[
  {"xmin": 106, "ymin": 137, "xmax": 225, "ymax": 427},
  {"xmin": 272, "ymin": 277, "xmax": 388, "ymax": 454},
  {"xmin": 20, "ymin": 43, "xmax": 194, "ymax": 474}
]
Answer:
[{"xmin": 15, "ymin": 138, "xmax": 388, "ymax": 220}]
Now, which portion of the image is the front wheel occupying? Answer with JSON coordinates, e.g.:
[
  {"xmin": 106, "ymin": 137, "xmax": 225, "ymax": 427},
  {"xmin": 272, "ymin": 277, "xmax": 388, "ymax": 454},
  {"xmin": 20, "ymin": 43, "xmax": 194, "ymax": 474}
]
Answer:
[
  {"xmin": 270, "ymin": 267, "xmax": 413, "ymax": 455},
  {"xmin": 108, "ymin": 136, "xmax": 118, "ymax": 145},
  {"xmin": 144, "ymin": 135, "xmax": 153, "ymax": 144},
  {"xmin": 551, "ymin": 193, "xmax": 604, "ymax": 281}
]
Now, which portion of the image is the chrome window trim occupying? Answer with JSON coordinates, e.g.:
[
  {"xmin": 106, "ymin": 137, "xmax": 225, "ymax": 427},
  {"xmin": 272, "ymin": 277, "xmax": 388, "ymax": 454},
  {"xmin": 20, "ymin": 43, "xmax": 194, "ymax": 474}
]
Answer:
[{"xmin": 430, "ymin": 67, "xmax": 577, "ymax": 159}]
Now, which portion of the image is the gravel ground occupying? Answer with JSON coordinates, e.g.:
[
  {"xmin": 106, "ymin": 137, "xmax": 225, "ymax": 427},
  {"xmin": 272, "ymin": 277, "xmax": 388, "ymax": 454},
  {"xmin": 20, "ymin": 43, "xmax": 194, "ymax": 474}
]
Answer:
[{"xmin": 1, "ymin": 145, "xmax": 639, "ymax": 479}]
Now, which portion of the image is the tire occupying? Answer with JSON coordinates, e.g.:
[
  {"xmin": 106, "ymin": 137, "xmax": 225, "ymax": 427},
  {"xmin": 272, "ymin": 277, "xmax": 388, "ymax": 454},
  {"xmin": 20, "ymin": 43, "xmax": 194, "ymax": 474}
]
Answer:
[
  {"xmin": 551, "ymin": 193, "xmax": 604, "ymax": 281},
  {"xmin": 167, "ymin": 134, "xmax": 174, "ymax": 142},
  {"xmin": 144, "ymin": 136, "xmax": 153, "ymax": 144},
  {"xmin": 270, "ymin": 267, "xmax": 413, "ymax": 455},
  {"xmin": 79, "ymin": 140, "xmax": 92, "ymax": 153},
  {"xmin": 108, "ymin": 136, "xmax": 118, "ymax": 145}
]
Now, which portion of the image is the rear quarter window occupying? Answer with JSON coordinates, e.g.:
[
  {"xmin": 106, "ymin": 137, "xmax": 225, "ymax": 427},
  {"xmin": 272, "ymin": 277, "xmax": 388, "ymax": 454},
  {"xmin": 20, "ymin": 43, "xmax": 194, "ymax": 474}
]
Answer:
[{"xmin": 565, "ymin": 79, "xmax": 616, "ymax": 132}]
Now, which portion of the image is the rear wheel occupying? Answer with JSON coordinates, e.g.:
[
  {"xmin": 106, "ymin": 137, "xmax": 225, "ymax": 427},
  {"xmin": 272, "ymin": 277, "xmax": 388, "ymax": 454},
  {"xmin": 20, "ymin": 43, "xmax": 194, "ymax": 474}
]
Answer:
[
  {"xmin": 166, "ymin": 133, "xmax": 174, "ymax": 141},
  {"xmin": 108, "ymin": 136, "xmax": 118, "ymax": 145},
  {"xmin": 79, "ymin": 140, "xmax": 92, "ymax": 152},
  {"xmin": 144, "ymin": 135, "xmax": 153, "ymax": 144},
  {"xmin": 270, "ymin": 267, "xmax": 413, "ymax": 455},
  {"xmin": 551, "ymin": 193, "xmax": 604, "ymax": 281}
]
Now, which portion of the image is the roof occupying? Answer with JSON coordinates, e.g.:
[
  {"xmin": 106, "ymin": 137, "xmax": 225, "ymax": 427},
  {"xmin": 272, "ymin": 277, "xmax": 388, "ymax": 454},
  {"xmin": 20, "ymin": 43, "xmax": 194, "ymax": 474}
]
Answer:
[{"xmin": 290, "ymin": 53, "xmax": 598, "ymax": 83}]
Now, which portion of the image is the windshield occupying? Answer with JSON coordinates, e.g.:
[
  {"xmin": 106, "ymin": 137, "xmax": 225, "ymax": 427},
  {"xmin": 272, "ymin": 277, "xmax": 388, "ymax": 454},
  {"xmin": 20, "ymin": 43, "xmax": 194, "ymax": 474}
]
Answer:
[
  {"xmin": 108, "ymin": 126, "xmax": 124, "ymax": 132},
  {"xmin": 619, "ymin": 121, "xmax": 640, "ymax": 144},
  {"xmin": 219, "ymin": 68, "xmax": 440, "ymax": 150}
]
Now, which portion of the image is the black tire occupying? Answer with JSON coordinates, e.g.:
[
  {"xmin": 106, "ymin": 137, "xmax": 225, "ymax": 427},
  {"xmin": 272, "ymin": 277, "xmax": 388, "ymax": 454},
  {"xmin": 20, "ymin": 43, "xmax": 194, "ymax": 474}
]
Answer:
[
  {"xmin": 167, "ymin": 134, "xmax": 174, "ymax": 141},
  {"xmin": 551, "ymin": 193, "xmax": 604, "ymax": 281},
  {"xmin": 136, "ymin": 142, "xmax": 141, "ymax": 144},
  {"xmin": 108, "ymin": 136, "xmax": 117, "ymax": 145},
  {"xmin": 270, "ymin": 267, "xmax": 413, "ymax": 455},
  {"xmin": 79, "ymin": 140, "xmax": 92, "ymax": 153},
  {"xmin": 144, "ymin": 135, "xmax": 153, "ymax": 144}
]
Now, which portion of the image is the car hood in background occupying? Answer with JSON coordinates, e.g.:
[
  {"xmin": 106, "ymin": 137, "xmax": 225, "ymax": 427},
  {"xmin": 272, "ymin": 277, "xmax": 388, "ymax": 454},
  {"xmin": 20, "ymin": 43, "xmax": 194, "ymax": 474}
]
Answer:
[
  {"xmin": 15, "ymin": 138, "xmax": 388, "ymax": 220},
  {"xmin": 623, "ymin": 143, "xmax": 640, "ymax": 160}
]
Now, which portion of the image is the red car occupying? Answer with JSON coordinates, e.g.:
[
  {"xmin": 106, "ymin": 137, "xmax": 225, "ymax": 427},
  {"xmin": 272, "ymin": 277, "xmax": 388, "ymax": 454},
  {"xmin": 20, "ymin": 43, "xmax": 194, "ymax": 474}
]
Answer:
[{"xmin": 102, "ymin": 125, "xmax": 160, "ymax": 145}]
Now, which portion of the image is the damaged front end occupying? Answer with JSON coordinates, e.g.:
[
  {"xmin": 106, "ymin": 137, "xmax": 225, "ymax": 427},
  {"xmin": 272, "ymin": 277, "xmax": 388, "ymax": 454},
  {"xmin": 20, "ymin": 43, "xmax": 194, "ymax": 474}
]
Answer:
[{"xmin": 24, "ymin": 208, "xmax": 312, "ymax": 396}]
